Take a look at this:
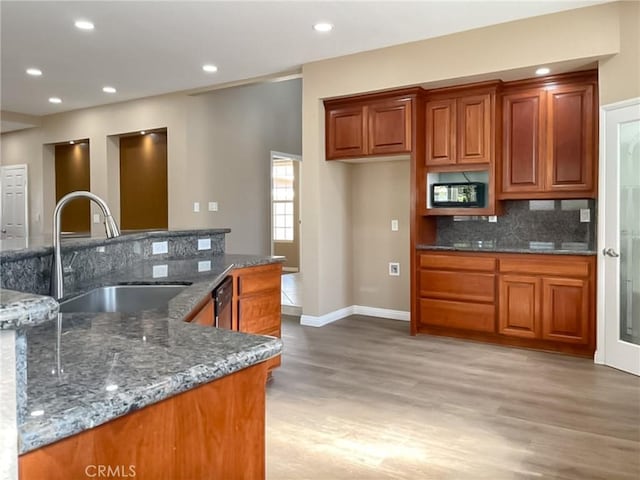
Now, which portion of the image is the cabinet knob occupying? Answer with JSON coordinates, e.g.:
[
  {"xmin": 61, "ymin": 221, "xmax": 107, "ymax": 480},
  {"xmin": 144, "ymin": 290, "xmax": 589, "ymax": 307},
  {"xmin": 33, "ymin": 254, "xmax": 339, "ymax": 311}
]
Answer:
[{"xmin": 603, "ymin": 248, "xmax": 620, "ymax": 258}]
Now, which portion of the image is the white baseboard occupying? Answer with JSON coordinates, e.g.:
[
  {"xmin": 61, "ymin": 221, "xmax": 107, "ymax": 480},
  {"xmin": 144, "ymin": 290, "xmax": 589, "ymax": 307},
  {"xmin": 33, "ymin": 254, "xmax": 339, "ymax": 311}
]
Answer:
[
  {"xmin": 594, "ymin": 349, "xmax": 604, "ymax": 365},
  {"xmin": 300, "ymin": 305, "xmax": 410, "ymax": 327},
  {"xmin": 353, "ymin": 305, "xmax": 410, "ymax": 321},
  {"xmin": 281, "ymin": 305, "xmax": 302, "ymax": 316}
]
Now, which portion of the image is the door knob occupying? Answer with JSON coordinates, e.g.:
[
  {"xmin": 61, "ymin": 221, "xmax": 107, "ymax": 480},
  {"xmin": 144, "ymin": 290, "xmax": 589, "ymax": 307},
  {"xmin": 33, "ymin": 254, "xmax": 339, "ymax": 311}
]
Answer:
[{"xmin": 603, "ymin": 248, "xmax": 620, "ymax": 258}]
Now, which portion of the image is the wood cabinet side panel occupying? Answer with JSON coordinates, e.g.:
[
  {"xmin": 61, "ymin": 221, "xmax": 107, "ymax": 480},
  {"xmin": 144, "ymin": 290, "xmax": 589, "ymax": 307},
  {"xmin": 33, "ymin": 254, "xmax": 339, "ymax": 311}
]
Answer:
[
  {"xmin": 191, "ymin": 298, "xmax": 215, "ymax": 327},
  {"xmin": 19, "ymin": 363, "xmax": 268, "ymax": 480}
]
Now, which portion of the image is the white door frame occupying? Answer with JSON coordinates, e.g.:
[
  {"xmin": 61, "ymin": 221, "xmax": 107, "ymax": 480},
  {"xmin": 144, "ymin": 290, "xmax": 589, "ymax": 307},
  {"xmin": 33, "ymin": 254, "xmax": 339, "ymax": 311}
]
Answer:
[
  {"xmin": 270, "ymin": 151, "xmax": 302, "ymax": 269},
  {"xmin": 596, "ymin": 97, "xmax": 640, "ymax": 375},
  {"xmin": 0, "ymin": 164, "xmax": 29, "ymax": 239}
]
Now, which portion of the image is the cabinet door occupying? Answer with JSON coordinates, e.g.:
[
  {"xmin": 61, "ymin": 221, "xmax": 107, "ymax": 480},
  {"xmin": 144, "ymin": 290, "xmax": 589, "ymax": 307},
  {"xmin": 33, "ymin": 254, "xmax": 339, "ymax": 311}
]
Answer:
[
  {"xmin": 542, "ymin": 277, "xmax": 590, "ymax": 344},
  {"xmin": 502, "ymin": 90, "xmax": 545, "ymax": 194},
  {"xmin": 546, "ymin": 83, "xmax": 595, "ymax": 193},
  {"xmin": 498, "ymin": 275, "xmax": 541, "ymax": 338},
  {"xmin": 326, "ymin": 105, "xmax": 367, "ymax": 159},
  {"xmin": 457, "ymin": 94, "xmax": 492, "ymax": 164},
  {"xmin": 368, "ymin": 98, "xmax": 412, "ymax": 155},
  {"xmin": 425, "ymin": 99, "xmax": 456, "ymax": 165}
]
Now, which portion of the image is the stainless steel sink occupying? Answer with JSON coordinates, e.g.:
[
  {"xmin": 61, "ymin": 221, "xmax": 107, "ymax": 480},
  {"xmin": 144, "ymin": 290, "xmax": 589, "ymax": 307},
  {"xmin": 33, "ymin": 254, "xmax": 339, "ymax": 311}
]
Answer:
[{"xmin": 59, "ymin": 285, "xmax": 188, "ymax": 313}]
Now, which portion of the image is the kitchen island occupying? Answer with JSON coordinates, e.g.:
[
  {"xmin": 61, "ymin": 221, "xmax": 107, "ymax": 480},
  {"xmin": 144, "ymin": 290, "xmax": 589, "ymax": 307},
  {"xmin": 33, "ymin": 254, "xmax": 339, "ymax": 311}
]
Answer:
[{"xmin": 0, "ymin": 229, "xmax": 283, "ymax": 479}]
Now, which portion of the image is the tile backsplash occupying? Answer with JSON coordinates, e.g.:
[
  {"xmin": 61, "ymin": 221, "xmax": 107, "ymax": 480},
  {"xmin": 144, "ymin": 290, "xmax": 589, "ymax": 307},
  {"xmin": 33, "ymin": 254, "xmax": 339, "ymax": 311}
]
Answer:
[{"xmin": 436, "ymin": 200, "xmax": 596, "ymax": 247}]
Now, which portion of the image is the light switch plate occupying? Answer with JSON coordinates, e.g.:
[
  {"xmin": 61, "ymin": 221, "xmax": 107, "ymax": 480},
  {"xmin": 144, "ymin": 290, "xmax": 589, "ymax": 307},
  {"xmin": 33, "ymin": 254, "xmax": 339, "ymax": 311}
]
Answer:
[
  {"xmin": 389, "ymin": 262, "xmax": 400, "ymax": 276},
  {"xmin": 193, "ymin": 202, "xmax": 200, "ymax": 213},
  {"xmin": 152, "ymin": 241, "xmax": 168, "ymax": 255},
  {"xmin": 580, "ymin": 208, "xmax": 591, "ymax": 222},
  {"xmin": 488, "ymin": 215, "xmax": 498, "ymax": 223},
  {"xmin": 391, "ymin": 219, "xmax": 399, "ymax": 231},
  {"xmin": 208, "ymin": 201, "xmax": 218, "ymax": 212},
  {"xmin": 198, "ymin": 238, "xmax": 211, "ymax": 250},
  {"xmin": 152, "ymin": 264, "xmax": 168, "ymax": 278}
]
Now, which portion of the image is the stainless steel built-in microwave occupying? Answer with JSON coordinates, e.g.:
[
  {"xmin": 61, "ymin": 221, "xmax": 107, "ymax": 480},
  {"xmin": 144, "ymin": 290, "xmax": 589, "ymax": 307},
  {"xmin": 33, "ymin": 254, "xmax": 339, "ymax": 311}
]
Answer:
[{"xmin": 431, "ymin": 182, "xmax": 485, "ymax": 208}]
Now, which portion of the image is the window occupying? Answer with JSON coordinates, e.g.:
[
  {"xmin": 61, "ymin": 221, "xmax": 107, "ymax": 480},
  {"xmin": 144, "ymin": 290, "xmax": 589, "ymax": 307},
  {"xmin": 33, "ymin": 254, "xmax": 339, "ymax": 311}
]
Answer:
[{"xmin": 272, "ymin": 160, "xmax": 294, "ymax": 241}]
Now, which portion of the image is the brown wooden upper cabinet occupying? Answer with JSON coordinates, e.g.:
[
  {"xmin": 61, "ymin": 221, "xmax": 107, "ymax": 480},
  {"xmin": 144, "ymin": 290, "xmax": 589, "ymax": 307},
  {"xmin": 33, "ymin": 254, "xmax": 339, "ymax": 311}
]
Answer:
[
  {"xmin": 425, "ymin": 92, "xmax": 493, "ymax": 166},
  {"xmin": 501, "ymin": 71, "xmax": 597, "ymax": 198},
  {"xmin": 325, "ymin": 92, "xmax": 415, "ymax": 160}
]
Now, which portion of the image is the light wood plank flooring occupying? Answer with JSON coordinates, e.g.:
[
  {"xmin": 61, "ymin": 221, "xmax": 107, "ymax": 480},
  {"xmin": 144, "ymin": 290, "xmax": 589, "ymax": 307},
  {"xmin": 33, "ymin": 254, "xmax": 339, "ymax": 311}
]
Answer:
[{"xmin": 266, "ymin": 315, "xmax": 640, "ymax": 480}]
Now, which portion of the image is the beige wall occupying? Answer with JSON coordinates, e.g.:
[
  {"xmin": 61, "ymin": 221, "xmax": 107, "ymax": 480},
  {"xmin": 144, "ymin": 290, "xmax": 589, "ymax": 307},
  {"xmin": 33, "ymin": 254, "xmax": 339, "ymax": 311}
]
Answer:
[
  {"xmin": 351, "ymin": 160, "xmax": 410, "ymax": 310},
  {"xmin": 1, "ymin": 79, "xmax": 302, "ymax": 254},
  {"xmin": 301, "ymin": 2, "xmax": 635, "ymax": 317}
]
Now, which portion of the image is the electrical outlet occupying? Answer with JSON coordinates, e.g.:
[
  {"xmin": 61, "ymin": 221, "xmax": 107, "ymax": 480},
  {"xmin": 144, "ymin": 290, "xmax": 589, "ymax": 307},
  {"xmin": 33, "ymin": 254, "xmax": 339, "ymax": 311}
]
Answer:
[
  {"xmin": 193, "ymin": 202, "xmax": 200, "ymax": 213},
  {"xmin": 197, "ymin": 238, "xmax": 211, "ymax": 250},
  {"xmin": 580, "ymin": 208, "xmax": 591, "ymax": 223},
  {"xmin": 198, "ymin": 260, "xmax": 211, "ymax": 272},
  {"xmin": 93, "ymin": 214, "xmax": 100, "ymax": 224},
  {"xmin": 488, "ymin": 215, "xmax": 497, "ymax": 223},
  {"xmin": 389, "ymin": 262, "xmax": 400, "ymax": 276},
  {"xmin": 152, "ymin": 241, "xmax": 168, "ymax": 255},
  {"xmin": 391, "ymin": 219, "xmax": 399, "ymax": 231},
  {"xmin": 208, "ymin": 201, "xmax": 218, "ymax": 212},
  {"xmin": 152, "ymin": 264, "xmax": 168, "ymax": 278}
]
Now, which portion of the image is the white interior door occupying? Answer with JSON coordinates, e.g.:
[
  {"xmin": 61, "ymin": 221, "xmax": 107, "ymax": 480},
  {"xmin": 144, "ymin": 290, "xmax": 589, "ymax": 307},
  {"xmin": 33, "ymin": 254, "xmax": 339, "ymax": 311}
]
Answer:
[
  {"xmin": 599, "ymin": 99, "xmax": 640, "ymax": 375},
  {"xmin": 0, "ymin": 164, "xmax": 29, "ymax": 239}
]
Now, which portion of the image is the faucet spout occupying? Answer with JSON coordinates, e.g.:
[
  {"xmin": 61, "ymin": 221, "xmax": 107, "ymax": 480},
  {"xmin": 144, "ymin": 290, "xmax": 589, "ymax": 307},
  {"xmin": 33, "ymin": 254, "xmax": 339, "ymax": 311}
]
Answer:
[{"xmin": 51, "ymin": 191, "xmax": 120, "ymax": 300}]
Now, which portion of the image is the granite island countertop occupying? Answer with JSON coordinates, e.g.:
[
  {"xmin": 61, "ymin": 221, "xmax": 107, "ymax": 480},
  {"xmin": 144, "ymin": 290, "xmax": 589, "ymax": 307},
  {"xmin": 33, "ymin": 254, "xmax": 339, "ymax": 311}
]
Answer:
[
  {"xmin": 9, "ymin": 253, "xmax": 284, "ymax": 454},
  {"xmin": 417, "ymin": 241, "xmax": 597, "ymax": 256}
]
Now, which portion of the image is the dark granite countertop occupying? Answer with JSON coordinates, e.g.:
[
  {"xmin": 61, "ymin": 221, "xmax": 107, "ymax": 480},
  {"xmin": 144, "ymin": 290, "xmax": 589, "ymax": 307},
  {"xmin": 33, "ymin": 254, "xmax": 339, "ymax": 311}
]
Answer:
[
  {"xmin": 0, "ymin": 228, "xmax": 231, "ymax": 261},
  {"xmin": 417, "ymin": 241, "xmax": 597, "ymax": 256},
  {"xmin": 0, "ymin": 290, "xmax": 58, "ymax": 329},
  {"xmin": 12, "ymin": 253, "xmax": 284, "ymax": 454}
]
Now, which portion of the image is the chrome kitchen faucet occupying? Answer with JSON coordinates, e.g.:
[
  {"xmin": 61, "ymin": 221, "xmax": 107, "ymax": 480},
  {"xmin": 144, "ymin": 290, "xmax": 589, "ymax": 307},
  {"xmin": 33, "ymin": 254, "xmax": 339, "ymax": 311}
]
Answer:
[{"xmin": 51, "ymin": 191, "xmax": 120, "ymax": 300}]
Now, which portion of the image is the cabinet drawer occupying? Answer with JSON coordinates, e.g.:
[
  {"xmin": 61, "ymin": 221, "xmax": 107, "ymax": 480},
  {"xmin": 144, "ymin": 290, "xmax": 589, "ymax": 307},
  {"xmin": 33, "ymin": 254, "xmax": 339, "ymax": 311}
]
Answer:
[
  {"xmin": 419, "ymin": 253, "xmax": 496, "ymax": 272},
  {"xmin": 499, "ymin": 257, "xmax": 590, "ymax": 277},
  {"xmin": 419, "ymin": 298, "xmax": 495, "ymax": 332},
  {"xmin": 238, "ymin": 295, "xmax": 280, "ymax": 333},
  {"xmin": 237, "ymin": 264, "xmax": 281, "ymax": 296},
  {"xmin": 419, "ymin": 270, "xmax": 495, "ymax": 303}
]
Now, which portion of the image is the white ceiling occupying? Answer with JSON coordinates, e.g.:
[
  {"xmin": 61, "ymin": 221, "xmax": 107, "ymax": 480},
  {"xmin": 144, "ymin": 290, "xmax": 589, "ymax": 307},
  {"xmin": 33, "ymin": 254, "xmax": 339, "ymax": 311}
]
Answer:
[{"xmin": 1, "ymin": 1, "xmax": 605, "ymax": 123}]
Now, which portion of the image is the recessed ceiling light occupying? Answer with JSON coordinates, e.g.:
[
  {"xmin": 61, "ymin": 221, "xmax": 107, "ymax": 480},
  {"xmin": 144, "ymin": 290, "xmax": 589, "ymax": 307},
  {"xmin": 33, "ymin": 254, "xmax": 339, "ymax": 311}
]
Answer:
[
  {"xmin": 140, "ymin": 131, "xmax": 146, "ymax": 135},
  {"xmin": 26, "ymin": 68, "xmax": 42, "ymax": 76},
  {"xmin": 102, "ymin": 86, "xmax": 116, "ymax": 93},
  {"xmin": 313, "ymin": 22, "xmax": 333, "ymax": 33},
  {"xmin": 536, "ymin": 67, "xmax": 551, "ymax": 75},
  {"xmin": 74, "ymin": 20, "xmax": 94, "ymax": 30},
  {"xmin": 49, "ymin": 97, "xmax": 62, "ymax": 104},
  {"xmin": 69, "ymin": 140, "xmax": 75, "ymax": 144},
  {"xmin": 202, "ymin": 64, "xmax": 218, "ymax": 73}
]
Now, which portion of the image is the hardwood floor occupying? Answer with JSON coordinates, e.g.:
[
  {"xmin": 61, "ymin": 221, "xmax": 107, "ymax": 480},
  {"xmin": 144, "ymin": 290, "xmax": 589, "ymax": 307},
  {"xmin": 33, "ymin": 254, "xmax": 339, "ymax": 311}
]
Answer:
[{"xmin": 266, "ymin": 315, "xmax": 640, "ymax": 480}]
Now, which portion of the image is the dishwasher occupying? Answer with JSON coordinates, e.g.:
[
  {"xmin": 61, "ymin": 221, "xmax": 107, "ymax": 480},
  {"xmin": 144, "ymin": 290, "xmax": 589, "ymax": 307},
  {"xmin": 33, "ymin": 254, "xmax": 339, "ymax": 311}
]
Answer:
[{"xmin": 213, "ymin": 276, "xmax": 233, "ymax": 329}]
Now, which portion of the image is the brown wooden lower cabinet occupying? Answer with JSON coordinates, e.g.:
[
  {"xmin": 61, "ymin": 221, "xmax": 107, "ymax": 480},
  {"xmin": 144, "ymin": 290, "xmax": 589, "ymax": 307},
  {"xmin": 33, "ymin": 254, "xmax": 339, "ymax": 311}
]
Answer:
[
  {"xmin": 19, "ymin": 362, "xmax": 268, "ymax": 480},
  {"xmin": 232, "ymin": 263, "xmax": 283, "ymax": 374},
  {"xmin": 415, "ymin": 251, "xmax": 595, "ymax": 356},
  {"xmin": 183, "ymin": 262, "xmax": 283, "ymax": 375}
]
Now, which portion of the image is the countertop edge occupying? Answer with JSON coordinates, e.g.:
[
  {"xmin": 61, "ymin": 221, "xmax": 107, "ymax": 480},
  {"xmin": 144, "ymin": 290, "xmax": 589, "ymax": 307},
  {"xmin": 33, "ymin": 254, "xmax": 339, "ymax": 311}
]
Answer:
[
  {"xmin": 18, "ymin": 336, "xmax": 283, "ymax": 455},
  {"xmin": 416, "ymin": 244, "xmax": 597, "ymax": 256},
  {"xmin": 0, "ymin": 291, "xmax": 59, "ymax": 330}
]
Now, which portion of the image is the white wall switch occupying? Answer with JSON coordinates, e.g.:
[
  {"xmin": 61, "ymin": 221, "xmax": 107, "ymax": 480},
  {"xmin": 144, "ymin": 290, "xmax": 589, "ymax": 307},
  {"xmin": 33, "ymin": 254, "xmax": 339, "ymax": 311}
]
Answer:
[
  {"xmin": 198, "ymin": 260, "xmax": 212, "ymax": 272},
  {"xmin": 152, "ymin": 264, "xmax": 168, "ymax": 278},
  {"xmin": 193, "ymin": 202, "xmax": 200, "ymax": 213},
  {"xmin": 96, "ymin": 246, "xmax": 105, "ymax": 253},
  {"xmin": 93, "ymin": 213, "xmax": 101, "ymax": 224},
  {"xmin": 391, "ymin": 219, "xmax": 399, "ymax": 231},
  {"xmin": 198, "ymin": 238, "xmax": 211, "ymax": 250},
  {"xmin": 208, "ymin": 201, "xmax": 218, "ymax": 212},
  {"xmin": 580, "ymin": 208, "xmax": 591, "ymax": 222},
  {"xmin": 152, "ymin": 241, "xmax": 168, "ymax": 255},
  {"xmin": 389, "ymin": 262, "xmax": 400, "ymax": 276},
  {"xmin": 488, "ymin": 215, "xmax": 498, "ymax": 223}
]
